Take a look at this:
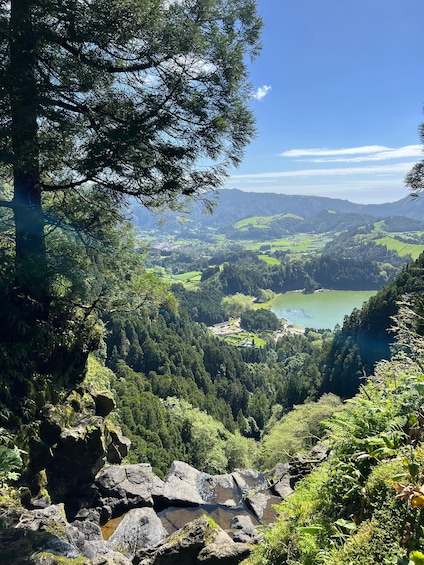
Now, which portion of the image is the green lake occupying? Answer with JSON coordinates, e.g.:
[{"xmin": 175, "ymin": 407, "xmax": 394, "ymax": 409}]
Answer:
[{"xmin": 271, "ymin": 290, "xmax": 377, "ymax": 330}]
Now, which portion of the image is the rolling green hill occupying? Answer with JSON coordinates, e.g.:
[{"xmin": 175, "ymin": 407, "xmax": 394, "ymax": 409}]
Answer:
[{"xmin": 132, "ymin": 189, "xmax": 424, "ymax": 235}]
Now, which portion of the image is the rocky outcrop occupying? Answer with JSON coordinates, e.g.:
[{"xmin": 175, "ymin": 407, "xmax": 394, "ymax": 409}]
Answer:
[
  {"xmin": 230, "ymin": 515, "xmax": 261, "ymax": 544},
  {"xmin": 162, "ymin": 461, "xmax": 205, "ymax": 506},
  {"xmin": 1, "ymin": 444, "xmax": 329, "ymax": 564},
  {"xmin": 0, "ymin": 461, "xmax": 277, "ymax": 564},
  {"xmin": 25, "ymin": 389, "xmax": 130, "ymax": 513},
  {"xmin": 0, "ymin": 498, "xmax": 131, "ymax": 565},
  {"xmin": 95, "ymin": 463, "xmax": 164, "ymax": 517},
  {"xmin": 268, "ymin": 462, "xmax": 294, "ymax": 499},
  {"xmin": 135, "ymin": 517, "xmax": 251, "ymax": 565}
]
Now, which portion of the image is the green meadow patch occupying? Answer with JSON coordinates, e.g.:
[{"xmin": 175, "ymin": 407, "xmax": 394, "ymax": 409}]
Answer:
[
  {"xmin": 234, "ymin": 215, "xmax": 274, "ymax": 230},
  {"xmin": 374, "ymin": 236, "xmax": 424, "ymax": 259},
  {"xmin": 173, "ymin": 271, "xmax": 201, "ymax": 280},
  {"xmin": 249, "ymin": 234, "xmax": 332, "ymax": 253},
  {"xmin": 233, "ymin": 213, "xmax": 302, "ymax": 231},
  {"xmin": 151, "ymin": 269, "xmax": 202, "ymax": 289},
  {"xmin": 221, "ymin": 331, "xmax": 266, "ymax": 347},
  {"xmin": 258, "ymin": 254, "xmax": 280, "ymax": 265}
]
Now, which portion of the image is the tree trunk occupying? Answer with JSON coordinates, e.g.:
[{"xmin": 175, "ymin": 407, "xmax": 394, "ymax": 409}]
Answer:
[{"xmin": 9, "ymin": 0, "xmax": 49, "ymax": 308}]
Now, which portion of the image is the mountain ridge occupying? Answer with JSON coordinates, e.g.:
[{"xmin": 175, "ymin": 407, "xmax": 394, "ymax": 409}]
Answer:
[{"xmin": 132, "ymin": 189, "xmax": 424, "ymax": 232}]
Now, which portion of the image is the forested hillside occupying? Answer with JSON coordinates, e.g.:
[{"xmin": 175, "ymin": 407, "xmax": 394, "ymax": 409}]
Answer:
[
  {"xmin": 245, "ymin": 303, "xmax": 424, "ymax": 565},
  {"xmin": 158, "ymin": 245, "xmax": 407, "ymax": 328},
  {"xmin": 102, "ymin": 308, "xmax": 333, "ymax": 476},
  {"xmin": 96, "ymin": 248, "xmax": 424, "ymax": 479},
  {"xmin": 320, "ymin": 251, "xmax": 424, "ymax": 397}
]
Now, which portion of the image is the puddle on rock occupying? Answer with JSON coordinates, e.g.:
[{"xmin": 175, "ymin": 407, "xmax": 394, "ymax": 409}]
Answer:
[{"xmin": 101, "ymin": 515, "xmax": 125, "ymax": 540}]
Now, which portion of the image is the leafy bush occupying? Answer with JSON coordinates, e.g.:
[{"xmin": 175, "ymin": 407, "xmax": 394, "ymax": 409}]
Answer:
[
  {"xmin": 0, "ymin": 429, "xmax": 23, "ymax": 486},
  {"xmin": 0, "ymin": 447, "xmax": 22, "ymax": 486}
]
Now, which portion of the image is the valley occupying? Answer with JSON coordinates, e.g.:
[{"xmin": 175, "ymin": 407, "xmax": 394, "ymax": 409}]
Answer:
[
  {"xmin": 138, "ymin": 190, "xmax": 424, "ymax": 335},
  {"xmin": 3, "ymin": 189, "xmax": 424, "ymax": 564}
]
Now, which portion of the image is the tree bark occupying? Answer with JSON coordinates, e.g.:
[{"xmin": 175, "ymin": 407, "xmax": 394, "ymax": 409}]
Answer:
[{"xmin": 9, "ymin": 0, "xmax": 48, "ymax": 307}]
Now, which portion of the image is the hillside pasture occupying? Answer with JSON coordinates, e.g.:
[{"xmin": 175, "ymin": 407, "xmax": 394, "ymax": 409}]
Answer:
[
  {"xmin": 249, "ymin": 233, "xmax": 333, "ymax": 253},
  {"xmin": 374, "ymin": 236, "xmax": 424, "ymax": 259},
  {"xmin": 258, "ymin": 254, "xmax": 280, "ymax": 265},
  {"xmin": 233, "ymin": 213, "xmax": 303, "ymax": 231},
  {"xmin": 154, "ymin": 269, "xmax": 202, "ymax": 289}
]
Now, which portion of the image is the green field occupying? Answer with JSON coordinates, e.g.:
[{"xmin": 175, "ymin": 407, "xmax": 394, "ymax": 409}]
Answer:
[
  {"xmin": 233, "ymin": 213, "xmax": 302, "ymax": 230},
  {"xmin": 248, "ymin": 233, "xmax": 332, "ymax": 253},
  {"xmin": 258, "ymin": 254, "xmax": 280, "ymax": 265},
  {"xmin": 374, "ymin": 236, "xmax": 424, "ymax": 259},
  {"xmin": 152, "ymin": 269, "xmax": 202, "ymax": 288},
  {"xmin": 172, "ymin": 271, "xmax": 201, "ymax": 281}
]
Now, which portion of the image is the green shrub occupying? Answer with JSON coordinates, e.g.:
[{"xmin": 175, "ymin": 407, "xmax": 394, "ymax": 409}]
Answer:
[
  {"xmin": 259, "ymin": 394, "xmax": 343, "ymax": 468},
  {"xmin": 244, "ymin": 346, "xmax": 424, "ymax": 564},
  {"xmin": 0, "ymin": 428, "xmax": 23, "ymax": 486}
]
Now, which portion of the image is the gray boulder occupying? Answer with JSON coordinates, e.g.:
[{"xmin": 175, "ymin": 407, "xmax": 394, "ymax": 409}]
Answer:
[
  {"xmin": 162, "ymin": 461, "xmax": 205, "ymax": 506},
  {"xmin": 95, "ymin": 463, "xmax": 164, "ymax": 514},
  {"xmin": 71, "ymin": 519, "xmax": 109, "ymax": 559},
  {"xmin": 230, "ymin": 515, "xmax": 260, "ymax": 543},
  {"xmin": 243, "ymin": 491, "xmax": 270, "ymax": 521},
  {"xmin": 200, "ymin": 473, "xmax": 242, "ymax": 508},
  {"xmin": 106, "ymin": 508, "xmax": 168, "ymax": 560},
  {"xmin": 107, "ymin": 429, "xmax": 131, "ymax": 464},
  {"xmin": 93, "ymin": 391, "xmax": 116, "ymax": 418},
  {"xmin": 197, "ymin": 527, "xmax": 251, "ymax": 563},
  {"xmin": 26, "ymin": 503, "xmax": 85, "ymax": 548},
  {"xmin": 268, "ymin": 463, "xmax": 294, "ymax": 499},
  {"xmin": 1, "ymin": 503, "xmax": 85, "ymax": 564},
  {"xmin": 136, "ymin": 517, "xmax": 251, "ymax": 565}
]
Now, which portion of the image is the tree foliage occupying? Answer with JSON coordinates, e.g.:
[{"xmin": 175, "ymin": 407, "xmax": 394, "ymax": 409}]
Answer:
[
  {"xmin": 0, "ymin": 0, "xmax": 262, "ymax": 420},
  {"xmin": 319, "ymin": 251, "xmax": 424, "ymax": 398},
  {"xmin": 1, "ymin": 0, "xmax": 262, "ymax": 277},
  {"xmin": 240, "ymin": 308, "xmax": 280, "ymax": 331}
]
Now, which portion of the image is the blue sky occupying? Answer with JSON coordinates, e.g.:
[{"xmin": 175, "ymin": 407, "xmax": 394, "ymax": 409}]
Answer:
[{"xmin": 226, "ymin": 0, "xmax": 424, "ymax": 204}]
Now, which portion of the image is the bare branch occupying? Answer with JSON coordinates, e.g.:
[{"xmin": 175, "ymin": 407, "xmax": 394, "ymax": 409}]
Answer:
[
  {"xmin": 0, "ymin": 199, "xmax": 15, "ymax": 210},
  {"xmin": 48, "ymin": 34, "xmax": 168, "ymax": 74}
]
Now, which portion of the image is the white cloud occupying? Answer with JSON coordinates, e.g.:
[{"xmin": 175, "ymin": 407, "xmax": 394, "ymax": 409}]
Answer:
[
  {"xmin": 282, "ymin": 145, "xmax": 422, "ymax": 163},
  {"xmin": 226, "ymin": 143, "xmax": 422, "ymax": 203},
  {"xmin": 231, "ymin": 161, "xmax": 415, "ymax": 180},
  {"xmin": 281, "ymin": 145, "xmax": 389, "ymax": 158},
  {"xmin": 253, "ymin": 85, "xmax": 272, "ymax": 101},
  {"xmin": 226, "ymin": 175, "xmax": 413, "ymax": 204}
]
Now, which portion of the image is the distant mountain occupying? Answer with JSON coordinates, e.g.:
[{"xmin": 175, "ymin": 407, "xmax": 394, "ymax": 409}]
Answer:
[{"xmin": 131, "ymin": 189, "xmax": 424, "ymax": 233}]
